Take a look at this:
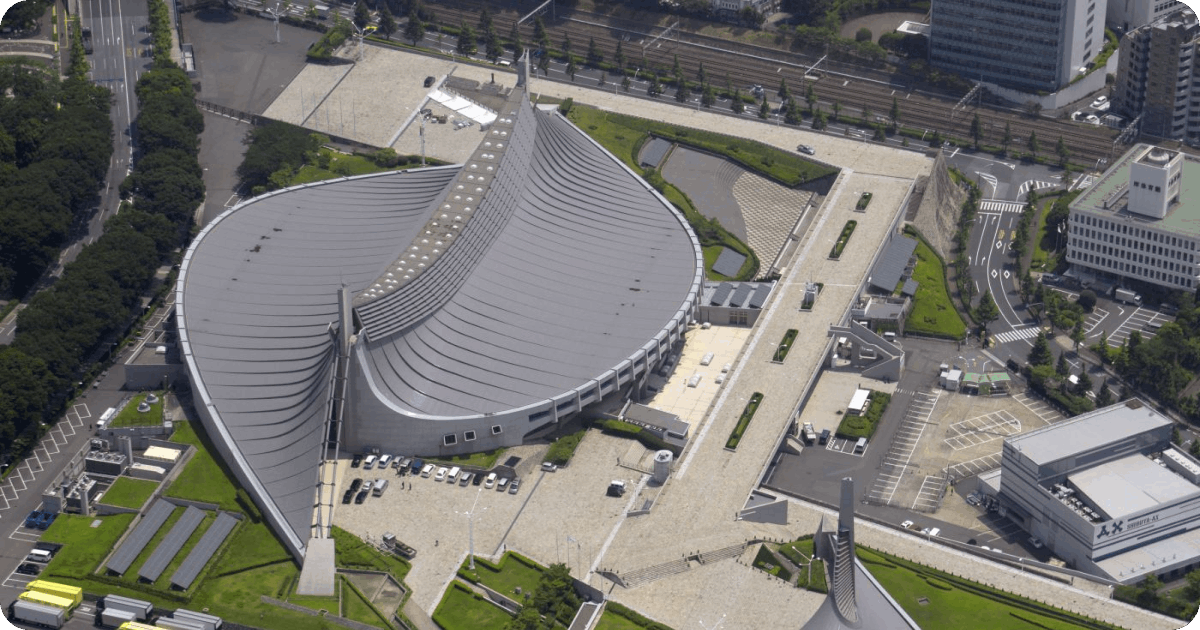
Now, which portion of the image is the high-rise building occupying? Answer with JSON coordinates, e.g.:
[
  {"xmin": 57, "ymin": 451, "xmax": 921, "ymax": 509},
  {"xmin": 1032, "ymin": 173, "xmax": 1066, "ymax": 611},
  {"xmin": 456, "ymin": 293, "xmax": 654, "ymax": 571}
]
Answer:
[
  {"xmin": 1113, "ymin": 8, "xmax": 1200, "ymax": 141},
  {"xmin": 930, "ymin": 0, "xmax": 1108, "ymax": 93},
  {"xmin": 1107, "ymin": 0, "xmax": 1184, "ymax": 33}
]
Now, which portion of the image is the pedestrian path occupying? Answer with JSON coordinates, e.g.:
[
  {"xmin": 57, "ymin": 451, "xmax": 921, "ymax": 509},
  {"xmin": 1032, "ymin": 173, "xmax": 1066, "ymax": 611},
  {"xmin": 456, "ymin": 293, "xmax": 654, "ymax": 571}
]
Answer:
[
  {"xmin": 992, "ymin": 326, "xmax": 1040, "ymax": 344},
  {"xmin": 979, "ymin": 200, "xmax": 1024, "ymax": 214},
  {"xmin": 1017, "ymin": 180, "xmax": 1058, "ymax": 197}
]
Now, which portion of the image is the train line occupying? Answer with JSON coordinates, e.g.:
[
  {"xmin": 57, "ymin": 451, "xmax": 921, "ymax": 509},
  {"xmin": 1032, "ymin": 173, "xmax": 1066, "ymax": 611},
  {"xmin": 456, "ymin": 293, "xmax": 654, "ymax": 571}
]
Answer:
[{"xmin": 423, "ymin": 1, "xmax": 1123, "ymax": 164}]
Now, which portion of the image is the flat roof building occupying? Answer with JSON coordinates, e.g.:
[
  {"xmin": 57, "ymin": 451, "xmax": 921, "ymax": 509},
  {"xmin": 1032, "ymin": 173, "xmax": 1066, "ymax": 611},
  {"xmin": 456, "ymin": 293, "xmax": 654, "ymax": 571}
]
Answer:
[
  {"xmin": 1066, "ymin": 143, "xmax": 1199, "ymax": 291},
  {"xmin": 177, "ymin": 85, "xmax": 702, "ymax": 559},
  {"xmin": 1113, "ymin": 9, "xmax": 1200, "ymax": 142},
  {"xmin": 995, "ymin": 400, "xmax": 1200, "ymax": 583}
]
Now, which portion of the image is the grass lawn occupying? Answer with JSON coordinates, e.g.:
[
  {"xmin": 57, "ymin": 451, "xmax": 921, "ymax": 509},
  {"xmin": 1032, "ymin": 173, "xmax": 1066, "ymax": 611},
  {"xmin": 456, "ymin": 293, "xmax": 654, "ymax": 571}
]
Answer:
[
  {"xmin": 288, "ymin": 149, "xmax": 392, "ymax": 186},
  {"xmin": 905, "ymin": 233, "xmax": 967, "ymax": 339},
  {"xmin": 190, "ymin": 560, "xmax": 343, "ymax": 630},
  {"xmin": 595, "ymin": 611, "xmax": 645, "ymax": 630},
  {"xmin": 100, "ymin": 476, "xmax": 159, "ymax": 509},
  {"xmin": 458, "ymin": 551, "xmax": 545, "ymax": 600},
  {"xmin": 166, "ymin": 421, "xmax": 241, "ymax": 511},
  {"xmin": 110, "ymin": 391, "xmax": 163, "ymax": 427},
  {"xmin": 330, "ymin": 525, "xmax": 411, "ymax": 583},
  {"xmin": 1031, "ymin": 198, "xmax": 1071, "ymax": 273},
  {"xmin": 40, "ymin": 513, "xmax": 136, "ymax": 580},
  {"xmin": 779, "ymin": 538, "xmax": 827, "ymax": 593},
  {"xmin": 432, "ymin": 581, "xmax": 512, "ymax": 630},
  {"xmin": 858, "ymin": 547, "xmax": 1123, "ymax": 630},
  {"xmin": 834, "ymin": 391, "xmax": 891, "ymax": 440},
  {"xmin": 208, "ymin": 518, "xmax": 291, "ymax": 577},
  {"xmin": 725, "ymin": 392, "xmax": 764, "ymax": 449},
  {"xmin": 544, "ymin": 429, "xmax": 587, "ymax": 466},
  {"xmin": 342, "ymin": 577, "xmax": 392, "ymax": 627},
  {"xmin": 429, "ymin": 448, "xmax": 506, "ymax": 470},
  {"xmin": 752, "ymin": 545, "xmax": 791, "ymax": 581}
]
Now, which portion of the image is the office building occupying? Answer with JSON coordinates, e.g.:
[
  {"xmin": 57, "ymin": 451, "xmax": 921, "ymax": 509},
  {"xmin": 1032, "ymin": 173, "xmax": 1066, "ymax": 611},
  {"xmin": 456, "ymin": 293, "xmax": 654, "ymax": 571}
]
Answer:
[
  {"xmin": 1066, "ymin": 143, "xmax": 1198, "ymax": 291},
  {"xmin": 1108, "ymin": 0, "xmax": 1184, "ymax": 32},
  {"xmin": 930, "ymin": 0, "xmax": 1107, "ymax": 93},
  {"xmin": 1113, "ymin": 8, "xmax": 1200, "ymax": 141}
]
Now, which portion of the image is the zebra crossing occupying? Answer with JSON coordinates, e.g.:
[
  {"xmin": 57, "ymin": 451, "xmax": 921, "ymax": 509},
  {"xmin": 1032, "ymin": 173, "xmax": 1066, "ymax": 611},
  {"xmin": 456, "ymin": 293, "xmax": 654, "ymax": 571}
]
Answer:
[
  {"xmin": 979, "ymin": 200, "xmax": 1025, "ymax": 214},
  {"xmin": 1018, "ymin": 180, "xmax": 1058, "ymax": 197},
  {"xmin": 992, "ymin": 326, "xmax": 1041, "ymax": 344}
]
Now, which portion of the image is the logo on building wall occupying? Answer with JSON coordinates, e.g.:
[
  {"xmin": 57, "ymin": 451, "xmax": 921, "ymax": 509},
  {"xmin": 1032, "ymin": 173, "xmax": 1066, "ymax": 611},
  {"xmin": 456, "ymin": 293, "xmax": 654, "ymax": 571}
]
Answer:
[{"xmin": 1097, "ymin": 520, "xmax": 1125, "ymax": 539}]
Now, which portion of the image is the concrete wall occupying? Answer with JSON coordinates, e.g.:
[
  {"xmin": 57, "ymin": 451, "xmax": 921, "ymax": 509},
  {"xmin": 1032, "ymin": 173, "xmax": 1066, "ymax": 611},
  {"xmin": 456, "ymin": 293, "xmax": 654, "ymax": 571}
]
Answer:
[
  {"xmin": 124, "ymin": 363, "xmax": 185, "ymax": 391},
  {"xmin": 984, "ymin": 51, "xmax": 1117, "ymax": 111}
]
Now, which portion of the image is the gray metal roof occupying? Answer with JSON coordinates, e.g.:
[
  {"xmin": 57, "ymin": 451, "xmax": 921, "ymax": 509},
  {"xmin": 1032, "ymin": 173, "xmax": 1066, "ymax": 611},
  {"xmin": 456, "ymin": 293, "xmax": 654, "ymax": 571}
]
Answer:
[
  {"xmin": 749, "ymin": 283, "xmax": 772, "ymax": 308},
  {"xmin": 107, "ymin": 499, "xmax": 175, "ymax": 575},
  {"xmin": 139, "ymin": 506, "xmax": 206, "ymax": 582},
  {"xmin": 868, "ymin": 235, "xmax": 917, "ymax": 293},
  {"xmin": 178, "ymin": 94, "xmax": 700, "ymax": 556},
  {"xmin": 170, "ymin": 512, "xmax": 238, "ymax": 590},
  {"xmin": 1006, "ymin": 400, "xmax": 1172, "ymax": 466},
  {"xmin": 1070, "ymin": 453, "xmax": 1199, "ymax": 519},
  {"xmin": 802, "ymin": 560, "xmax": 921, "ymax": 630},
  {"xmin": 639, "ymin": 137, "xmax": 672, "ymax": 169},
  {"xmin": 712, "ymin": 247, "xmax": 746, "ymax": 278}
]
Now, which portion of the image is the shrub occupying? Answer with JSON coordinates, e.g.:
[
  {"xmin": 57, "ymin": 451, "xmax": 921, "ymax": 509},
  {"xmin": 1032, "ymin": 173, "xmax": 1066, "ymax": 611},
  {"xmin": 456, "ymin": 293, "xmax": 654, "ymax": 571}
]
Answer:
[
  {"xmin": 856, "ymin": 27, "xmax": 872, "ymax": 42},
  {"xmin": 725, "ymin": 393, "xmax": 764, "ymax": 449},
  {"xmin": 558, "ymin": 97, "xmax": 573, "ymax": 114},
  {"xmin": 773, "ymin": 329, "xmax": 798, "ymax": 362},
  {"xmin": 544, "ymin": 429, "xmax": 586, "ymax": 465},
  {"xmin": 829, "ymin": 220, "xmax": 857, "ymax": 258}
]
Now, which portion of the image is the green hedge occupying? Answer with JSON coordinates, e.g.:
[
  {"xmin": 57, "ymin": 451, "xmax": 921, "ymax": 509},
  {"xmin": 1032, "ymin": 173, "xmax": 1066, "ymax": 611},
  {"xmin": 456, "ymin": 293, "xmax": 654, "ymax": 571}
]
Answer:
[
  {"xmin": 829, "ymin": 220, "xmax": 857, "ymax": 259},
  {"xmin": 605, "ymin": 601, "xmax": 677, "ymax": 630},
  {"xmin": 725, "ymin": 393, "xmax": 764, "ymax": 450},
  {"xmin": 544, "ymin": 429, "xmax": 586, "ymax": 466},
  {"xmin": 596, "ymin": 419, "xmax": 670, "ymax": 452},
  {"xmin": 773, "ymin": 330, "xmax": 798, "ymax": 362},
  {"xmin": 834, "ymin": 391, "xmax": 891, "ymax": 440}
]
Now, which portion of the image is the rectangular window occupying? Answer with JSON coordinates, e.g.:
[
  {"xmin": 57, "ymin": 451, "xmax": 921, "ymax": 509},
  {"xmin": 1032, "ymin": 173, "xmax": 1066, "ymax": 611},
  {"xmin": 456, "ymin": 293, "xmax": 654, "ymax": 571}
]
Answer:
[
  {"xmin": 444, "ymin": 434, "xmax": 458, "ymax": 446},
  {"xmin": 491, "ymin": 424, "xmax": 503, "ymax": 435},
  {"xmin": 464, "ymin": 431, "xmax": 477, "ymax": 442}
]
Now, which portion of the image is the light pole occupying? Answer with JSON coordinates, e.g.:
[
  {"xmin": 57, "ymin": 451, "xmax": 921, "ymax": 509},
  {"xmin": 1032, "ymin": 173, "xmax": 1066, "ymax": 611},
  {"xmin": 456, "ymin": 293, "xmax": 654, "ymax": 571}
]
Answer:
[
  {"xmin": 264, "ymin": 2, "xmax": 282, "ymax": 44},
  {"xmin": 457, "ymin": 489, "xmax": 488, "ymax": 570}
]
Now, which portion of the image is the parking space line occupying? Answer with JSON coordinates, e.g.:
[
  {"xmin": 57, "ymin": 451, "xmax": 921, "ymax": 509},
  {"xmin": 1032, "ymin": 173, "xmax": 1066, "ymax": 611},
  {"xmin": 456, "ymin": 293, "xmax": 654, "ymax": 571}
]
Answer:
[{"xmin": 75, "ymin": 403, "xmax": 91, "ymax": 419}]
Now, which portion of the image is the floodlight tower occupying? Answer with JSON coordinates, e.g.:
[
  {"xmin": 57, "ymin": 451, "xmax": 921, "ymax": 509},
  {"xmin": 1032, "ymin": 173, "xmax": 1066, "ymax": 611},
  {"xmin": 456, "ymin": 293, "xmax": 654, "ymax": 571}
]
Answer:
[
  {"xmin": 265, "ymin": 2, "xmax": 282, "ymax": 43},
  {"xmin": 456, "ymin": 488, "xmax": 489, "ymax": 570},
  {"xmin": 350, "ymin": 23, "xmax": 375, "ymax": 62}
]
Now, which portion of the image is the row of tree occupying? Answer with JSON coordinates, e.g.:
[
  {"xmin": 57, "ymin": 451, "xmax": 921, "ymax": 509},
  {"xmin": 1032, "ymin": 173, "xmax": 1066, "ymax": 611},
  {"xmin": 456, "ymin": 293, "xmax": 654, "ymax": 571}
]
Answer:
[{"xmin": 0, "ymin": 3, "xmax": 200, "ymax": 455}]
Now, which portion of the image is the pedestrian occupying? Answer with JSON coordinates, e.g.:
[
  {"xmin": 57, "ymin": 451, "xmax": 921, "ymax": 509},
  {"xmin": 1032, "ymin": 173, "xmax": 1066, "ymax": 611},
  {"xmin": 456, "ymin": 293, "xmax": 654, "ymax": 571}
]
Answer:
[{"xmin": 435, "ymin": 540, "xmax": 439, "ymax": 547}]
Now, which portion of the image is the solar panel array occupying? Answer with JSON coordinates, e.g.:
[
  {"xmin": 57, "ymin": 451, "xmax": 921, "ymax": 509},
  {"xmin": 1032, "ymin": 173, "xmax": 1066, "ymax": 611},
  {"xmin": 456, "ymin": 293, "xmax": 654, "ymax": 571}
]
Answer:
[
  {"xmin": 139, "ymin": 506, "xmax": 206, "ymax": 582},
  {"xmin": 106, "ymin": 500, "xmax": 175, "ymax": 575},
  {"xmin": 170, "ymin": 512, "xmax": 238, "ymax": 590},
  {"xmin": 709, "ymin": 282, "xmax": 733, "ymax": 306},
  {"xmin": 749, "ymin": 283, "xmax": 772, "ymax": 309},
  {"xmin": 728, "ymin": 283, "xmax": 753, "ymax": 307}
]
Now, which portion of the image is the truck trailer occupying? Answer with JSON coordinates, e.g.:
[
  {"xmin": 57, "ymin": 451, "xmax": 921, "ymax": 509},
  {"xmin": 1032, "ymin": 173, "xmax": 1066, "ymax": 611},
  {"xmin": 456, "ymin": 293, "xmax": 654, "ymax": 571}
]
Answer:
[
  {"xmin": 101, "ymin": 607, "xmax": 138, "ymax": 628},
  {"xmin": 11, "ymin": 599, "xmax": 67, "ymax": 628},
  {"xmin": 103, "ymin": 595, "xmax": 154, "ymax": 621},
  {"xmin": 26, "ymin": 579, "xmax": 83, "ymax": 606},
  {"xmin": 1115, "ymin": 288, "xmax": 1142, "ymax": 306}
]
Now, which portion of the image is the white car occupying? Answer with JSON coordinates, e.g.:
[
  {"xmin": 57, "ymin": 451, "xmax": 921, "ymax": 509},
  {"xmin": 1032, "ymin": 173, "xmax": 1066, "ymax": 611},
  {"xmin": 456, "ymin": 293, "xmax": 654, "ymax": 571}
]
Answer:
[
  {"xmin": 484, "ymin": 472, "xmax": 497, "ymax": 489},
  {"xmin": 1085, "ymin": 114, "xmax": 1100, "ymax": 125},
  {"xmin": 541, "ymin": 462, "xmax": 558, "ymax": 473},
  {"xmin": 900, "ymin": 520, "xmax": 914, "ymax": 530},
  {"xmin": 1090, "ymin": 95, "xmax": 1108, "ymax": 108},
  {"xmin": 434, "ymin": 466, "xmax": 448, "ymax": 482},
  {"xmin": 420, "ymin": 463, "xmax": 434, "ymax": 477}
]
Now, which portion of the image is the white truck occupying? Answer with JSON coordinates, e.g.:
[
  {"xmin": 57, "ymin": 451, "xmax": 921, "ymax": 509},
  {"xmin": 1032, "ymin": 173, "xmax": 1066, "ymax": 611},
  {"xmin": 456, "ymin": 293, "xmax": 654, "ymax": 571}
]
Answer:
[
  {"xmin": 802, "ymin": 422, "xmax": 817, "ymax": 444},
  {"xmin": 101, "ymin": 606, "xmax": 136, "ymax": 627},
  {"xmin": 11, "ymin": 599, "xmax": 67, "ymax": 628},
  {"xmin": 1114, "ymin": 288, "xmax": 1142, "ymax": 306}
]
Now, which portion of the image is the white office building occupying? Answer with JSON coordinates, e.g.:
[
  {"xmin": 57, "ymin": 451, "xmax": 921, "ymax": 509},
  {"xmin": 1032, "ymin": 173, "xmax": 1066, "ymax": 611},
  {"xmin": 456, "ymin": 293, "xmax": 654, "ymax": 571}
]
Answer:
[
  {"xmin": 1066, "ymin": 144, "xmax": 1199, "ymax": 291},
  {"xmin": 1108, "ymin": 0, "xmax": 1184, "ymax": 32}
]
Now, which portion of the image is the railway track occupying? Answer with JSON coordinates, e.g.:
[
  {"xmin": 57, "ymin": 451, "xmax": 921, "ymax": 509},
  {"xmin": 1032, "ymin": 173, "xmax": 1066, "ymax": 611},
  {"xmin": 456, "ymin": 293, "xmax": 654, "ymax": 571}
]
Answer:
[{"xmin": 424, "ymin": 1, "xmax": 1123, "ymax": 164}]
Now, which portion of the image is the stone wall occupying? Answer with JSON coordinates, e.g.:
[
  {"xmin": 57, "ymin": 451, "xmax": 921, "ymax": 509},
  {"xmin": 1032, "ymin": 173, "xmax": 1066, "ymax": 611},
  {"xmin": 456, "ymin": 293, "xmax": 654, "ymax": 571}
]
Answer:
[{"xmin": 908, "ymin": 152, "xmax": 967, "ymax": 262}]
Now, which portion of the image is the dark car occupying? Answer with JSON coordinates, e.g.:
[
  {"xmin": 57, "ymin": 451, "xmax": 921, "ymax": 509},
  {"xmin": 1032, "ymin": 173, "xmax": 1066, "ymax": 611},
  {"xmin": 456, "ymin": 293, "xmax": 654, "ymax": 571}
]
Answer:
[
  {"xmin": 423, "ymin": 76, "xmax": 435, "ymax": 88},
  {"xmin": 351, "ymin": 454, "xmax": 363, "ymax": 468},
  {"xmin": 1006, "ymin": 358, "xmax": 1021, "ymax": 373},
  {"xmin": 36, "ymin": 512, "xmax": 56, "ymax": 530},
  {"xmin": 355, "ymin": 490, "xmax": 369, "ymax": 504},
  {"xmin": 349, "ymin": 478, "xmax": 363, "ymax": 492},
  {"xmin": 16, "ymin": 563, "xmax": 40, "ymax": 576},
  {"xmin": 23, "ymin": 510, "xmax": 41, "ymax": 528},
  {"xmin": 472, "ymin": 471, "xmax": 484, "ymax": 486},
  {"xmin": 342, "ymin": 489, "xmax": 354, "ymax": 504},
  {"xmin": 818, "ymin": 429, "xmax": 830, "ymax": 445}
]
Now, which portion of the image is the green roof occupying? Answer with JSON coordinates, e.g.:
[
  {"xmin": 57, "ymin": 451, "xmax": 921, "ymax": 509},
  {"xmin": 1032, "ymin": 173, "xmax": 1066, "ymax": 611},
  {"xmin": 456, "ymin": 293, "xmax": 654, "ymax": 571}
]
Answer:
[{"xmin": 1071, "ymin": 144, "xmax": 1200, "ymax": 237}]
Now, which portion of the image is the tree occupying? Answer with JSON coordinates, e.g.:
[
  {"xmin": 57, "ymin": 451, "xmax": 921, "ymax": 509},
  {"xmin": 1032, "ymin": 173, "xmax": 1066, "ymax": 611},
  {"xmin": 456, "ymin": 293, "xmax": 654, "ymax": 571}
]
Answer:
[
  {"xmin": 701, "ymin": 84, "xmax": 716, "ymax": 107},
  {"xmin": 621, "ymin": 75, "xmax": 630, "ymax": 92},
  {"xmin": 970, "ymin": 113, "xmax": 982, "ymax": 149},
  {"xmin": 353, "ymin": 0, "xmax": 371, "ymax": 29},
  {"xmin": 1094, "ymin": 330, "xmax": 1112, "ymax": 364},
  {"xmin": 731, "ymin": 88, "xmax": 744, "ymax": 114},
  {"xmin": 812, "ymin": 108, "xmax": 827, "ymax": 130},
  {"xmin": 806, "ymin": 83, "xmax": 817, "ymax": 112},
  {"xmin": 377, "ymin": 6, "xmax": 396, "ymax": 38},
  {"xmin": 478, "ymin": 6, "xmax": 492, "ymax": 34},
  {"xmin": 1001, "ymin": 122, "xmax": 1013, "ymax": 154},
  {"xmin": 1077, "ymin": 289, "xmax": 1097, "ymax": 311},
  {"xmin": 1075, "ymin": 368, "xmax": 1093, "ymax": 396},
  {"xmin": 404, "ymin": 10, "xmax": 424, "ymax": 45},
  {"xmin": 1184, "ymin": 569, "xmax": 1200, "ymax": 602},
  {"xmin": 977, "ymin": 290, "xmax": 999, "ymax": 332},
  {"xmin": 485, "ymin": 30, "xmax": 502, "ymax": 62},
  {"xmin": 1020, "ymin": 269, "xmax": 1035, "ymax": 303},
  {"xmin": 739, "ymin": 6, "xmax": 764, "ymax": 28},
  {"xmin": 1096, "ymin": 379, "xmax": 1114, "ymax": 407},
  {"xmin": 1071, "ymin": 320, "xmax": 1086, "ymax": 352},
  {"xmin": 647, "ymin": 75, "xmax": 661, "ymax": 97},
  {"xmin": 1055, "ymin": 135, "xmax": 1070, "ymax": 167},
  {"xmin": 672, "ymin": 54, "xmax": 681, "ymax": 77},
  {"xmin": 561, "ymin": 34, "xmax": 572, "ymax": 56},
  {"xmin": 1056, "ymin": 351, "xmax": 1070, "ymax": 377},
  {"xmin": 856, "ymin": 27, "xmax": 872, "ymax": 42},
  {"xmin": 587, "ymin": 37, "xmax": 601, "ymax": 66},
  {"xmin": 675, "ymin": 75, "xmax": 690, "ymax": 102},
  {"xmin": 614, "ymin": 39, "xmax": 624, "ymax": 70},
  {"xmin": 832, "ymin": 100, "xmax": 841, "ymax": 122},
  {"xmin": 456, "ymin": 22, "xmax": 477, "ymax": 55},
  {"xmin": 533, "ymin": 17, "xmax": 548, "ymax": 50},
  {"xmin": 566, "ymin": 57, "xmax": 577, "ymax": 81},
  {"xmin": 1029, "ymin": 332, "xmax": 1053, "ymax": 366},
  {"xmin": 758, "ymin": 97, "xmax": 770, "ymax": 119},
  {"xmin": 889, "ymin": 97, "xmax": 900, "ymax": 131},
  {"xmin": 538, "ymin": 53, "xmax": 550, "ymax": 76},
  {"xmin": 778, "ymin": 77, "xmax": 789, "ymax": 101},
  {"xmin": 509, "ymin": 24, "xmax": 523, "ymax": 63},
  {"xmin": 785, "ymin": 98, "xmax": 802, "ymax": 125},
  {"xmin": 1028, "ymin": 130, "xmax": 1039, "ymax": 158}
]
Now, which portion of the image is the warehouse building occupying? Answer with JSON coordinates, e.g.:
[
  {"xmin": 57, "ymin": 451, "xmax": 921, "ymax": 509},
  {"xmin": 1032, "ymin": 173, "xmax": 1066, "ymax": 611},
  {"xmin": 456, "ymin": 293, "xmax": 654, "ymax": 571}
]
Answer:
[{"xmin": 987, "ymin": 400, "xmax": 1200, "ymax": 584}]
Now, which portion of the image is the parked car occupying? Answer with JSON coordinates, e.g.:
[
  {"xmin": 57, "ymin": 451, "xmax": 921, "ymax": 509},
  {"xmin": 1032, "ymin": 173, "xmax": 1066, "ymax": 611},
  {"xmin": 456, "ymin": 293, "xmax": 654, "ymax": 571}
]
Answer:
[
  {"xmin": 796, "ymin": 144, "xmax": 816, "ymax": 155},
  {"xmin": 541, "ymin": 462, "xmax": 558, "ymax": 473},
  {"xmin": 459, "ymin": 472, "xmax": 473, "ymax": 486},
  {"xmin": 497, "ymin": 477, "xmax": 509, "ymax": 491},
  {"xmin": 351, "ymin": 454, "xmax": 363, "ymax": 468},
  {"xmin": 392, "ymin": 457, "xmax": 403, "ymax": 469},
  {"xmin": 378, "ymin": 454, "xmax": 392, "ymax": 468},
  {"xmin": 818, "ymin": 429, "xmax": 830, "ymax": 445},
  {"xmin": 355, "ymin": 490, "xmax": 369, "ymax": 504},
  {"xmin": 508, "ymin": 478, "xmax": 521, "ymax": 494},
  {"xmin": 36, "ymin": 512, "xmax": 56, "ymax": 530},
  {"xmin": 472, "ymin": 472, "xmax": 484, "ymax": 486},
  {"xmin": 1028, "ymin": 536, "xmax": 1044, "ymax": 549},
  {"xmin": 23, "ymin": 511, "xmax": 42, "ymax": 528},
  {"xmin": 901, "ymin": 520, "xmax": 914, "ymax": 530},
  {"xmin": 1090, "ymin": 95, "xmax": 1108, "ymax": 108},
  {"xmin": 424, "ymin": 76, "xmax": 436, "ymax": 88},
  {"xmin": 349, "ymin": 478, "xmax": 363, "ymax": 492},
  {"xmin": 15, "ymin": 563, "xmax": 40, "ymax": 576},
  {"xmin": 484, "ymin": 473, "xmax": 497, "ymax": 489},
  {"xmin": 342, "ymin": 489, "xmax": 354, "ymax": 504},
  {"xmin": 434, "ymin": 467, "xmax": 448, "ymax": 482},
  {"xmin": 421, "ymin": 463, "xmax": 434, "ymax": 477}
]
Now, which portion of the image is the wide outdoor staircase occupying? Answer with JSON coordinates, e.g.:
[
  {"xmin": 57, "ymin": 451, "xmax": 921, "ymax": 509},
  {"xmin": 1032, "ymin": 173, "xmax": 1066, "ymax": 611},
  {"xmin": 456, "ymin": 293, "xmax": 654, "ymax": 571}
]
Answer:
[
  {"xmin": 831, "ymin": 533, "xmax": 859, "ymax": 623},
  {"xmin": 614, "ymin": 542, "xmax": 750, "ymax": 589}
]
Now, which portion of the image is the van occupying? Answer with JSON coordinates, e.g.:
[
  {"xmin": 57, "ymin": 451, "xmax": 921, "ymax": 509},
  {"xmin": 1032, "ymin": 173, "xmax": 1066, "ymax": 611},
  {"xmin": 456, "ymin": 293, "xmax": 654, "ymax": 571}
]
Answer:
[
  {"xmin": 447, "ymin": 466, "xmax": 461, "ymax": 483},
  {"xmin": 372, "ymin": 479, "xmax": 388, "ymax": 496},
  {"xmin": 420, "ymin": 463, "xmax": 434, "ymax": 477},
  {"xmin": 378, "ymin": 454, "xmax": 391, "ymax": 468},
  {"xmin": 363, "ymin": 455, "xmax": 377, "ymax": 470},
  {"xmin": 927, "ymin": 527, "xmax": 940, "ymax": 537},
  {"xmin": 854, "ymin": 437, "xmax": 867, "ymax": 454},
  {"xmin": 26, "ymin": 549, "xmax": 52, "ymax": 563}
]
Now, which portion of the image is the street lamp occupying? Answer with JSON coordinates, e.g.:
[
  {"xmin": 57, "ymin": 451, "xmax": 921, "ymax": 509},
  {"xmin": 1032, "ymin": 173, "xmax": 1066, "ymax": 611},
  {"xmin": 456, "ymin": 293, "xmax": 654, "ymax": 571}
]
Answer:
[{"xmin": 456, "ymin": 489, "xmax": 488, "ymax": 570}]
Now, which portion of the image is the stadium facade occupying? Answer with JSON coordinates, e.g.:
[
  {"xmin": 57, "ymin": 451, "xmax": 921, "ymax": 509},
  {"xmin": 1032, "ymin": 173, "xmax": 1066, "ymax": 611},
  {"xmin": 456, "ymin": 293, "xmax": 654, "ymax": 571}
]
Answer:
[{"xmin": 176, "ymin": 85, "xmax": 703, "ymax": 557}]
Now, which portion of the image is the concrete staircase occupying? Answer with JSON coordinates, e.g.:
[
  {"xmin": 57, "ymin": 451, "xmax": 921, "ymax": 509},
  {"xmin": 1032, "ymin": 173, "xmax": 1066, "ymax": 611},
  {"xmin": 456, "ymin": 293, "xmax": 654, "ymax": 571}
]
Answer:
[{"xmin": 616, "ymin": 542, "xmax": 749, "ymax": 588}]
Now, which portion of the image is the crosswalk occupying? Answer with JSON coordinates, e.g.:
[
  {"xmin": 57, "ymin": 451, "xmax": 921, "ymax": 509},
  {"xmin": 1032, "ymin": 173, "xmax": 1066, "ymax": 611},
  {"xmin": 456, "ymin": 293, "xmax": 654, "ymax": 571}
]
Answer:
[
  {"xmin": 992, "ymin": 326, "xmax": 1041, "ymax": 344},
  {"xmin": 1018, "ymin": 180, "xmax": 1058, "ymax": 197},
  {"xmin": 979, "ymin": 200, "xmax": 1025, "ymax": 214}
]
